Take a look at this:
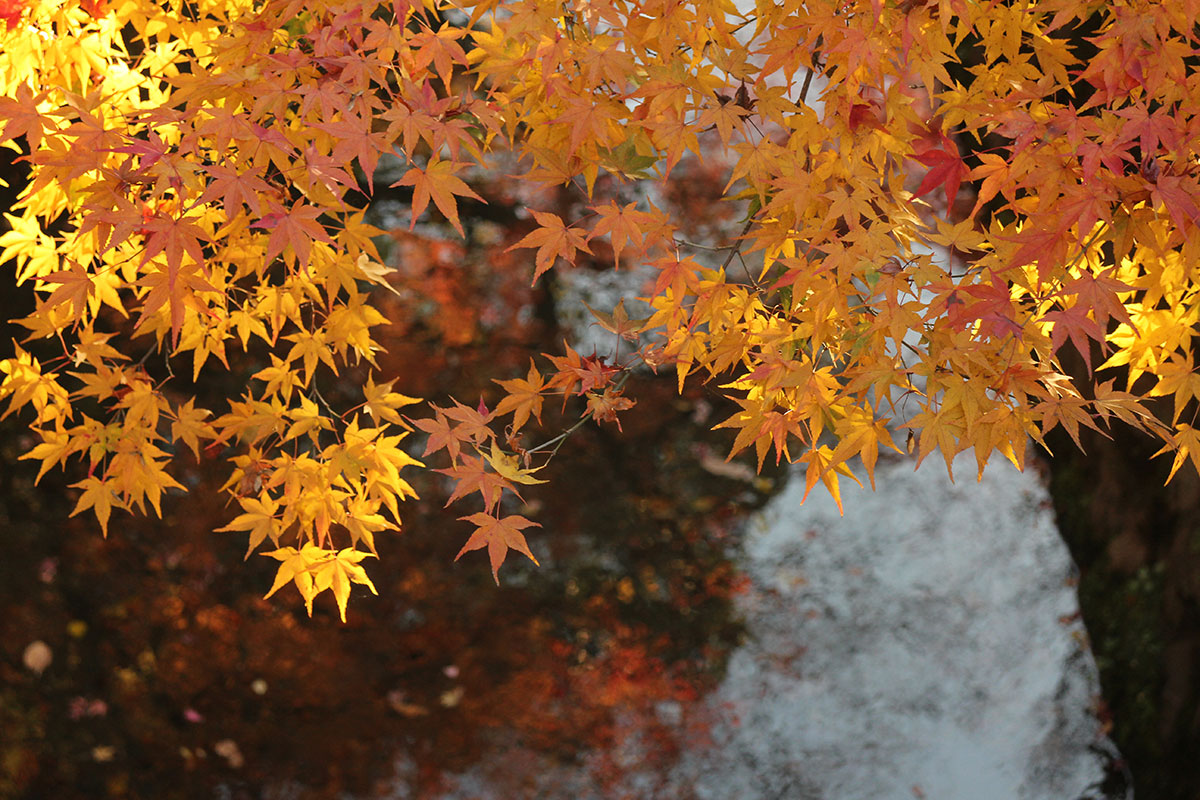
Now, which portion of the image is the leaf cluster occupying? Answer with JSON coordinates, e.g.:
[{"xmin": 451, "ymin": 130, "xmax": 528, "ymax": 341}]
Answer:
[{"xmin": 4, "ymin": 0, "xmax": 1200, "ymax": 612}]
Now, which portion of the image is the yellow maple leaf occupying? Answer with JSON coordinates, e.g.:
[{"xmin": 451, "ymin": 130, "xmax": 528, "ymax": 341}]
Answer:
[
  {"xmin": 309, "ymin": 547, "xmax": 379, "ymax": 622},
  {"xmin": 484, "ymin": 441, "xmax": 546, "ymax": 485},
  {"xmin": 362, "ymin": 375, "xmax": 421, "ymax": 426},
  {"xmin": 1154, "ymin": 424, "xmax": 1200, "ymax": 485},
  {"xmin": 69, "ymin": 476, "xmax": 123, "ymax": 538},
  {"xmin": 262, "ymin": 545, "xmax": 324, "ymax": 614},
  {"xmin": 216, "ymin": 494, "xmax": 281, "ymax": 558}
]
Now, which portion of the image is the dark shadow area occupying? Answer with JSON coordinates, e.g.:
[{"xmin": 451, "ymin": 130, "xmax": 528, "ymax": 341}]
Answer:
[{"xmin": 1047, "ymin": 419, "xmax": 1200, "ymax": 799}]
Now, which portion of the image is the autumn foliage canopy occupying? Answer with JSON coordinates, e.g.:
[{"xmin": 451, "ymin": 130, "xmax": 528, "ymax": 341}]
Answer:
[{"xmin": 2, "ymin": 0, "xmax": 1200, "ymax": 619}]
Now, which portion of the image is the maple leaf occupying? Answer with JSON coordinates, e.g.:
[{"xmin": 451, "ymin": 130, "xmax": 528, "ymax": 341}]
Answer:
[
  {"xmin": 252, "ymin": 201, "xmax": 335, "ymax": 267},
  {"xmin": 1152, "ymin": 175, "xmax": 1200, "ymax": 233},
  {"xmin": 355, "ymin": 253, "xmax": 402, "ymax": 297},
  {"xmin": 393, "ymin": 158, "xmax": 483, "ymax": 236},
  {"xmin": 216, "ymin": 494, "xmax": 280, "ymax": 558},
  {"xmin": 484, "ymin": 441, "xmax": 546, "ymax": 485},
  {"xmin": 320, "ymin": 113, "xmax": 388, "ymax": 193},
  {"xmin": 308, "ymin": 548, "xmax": 379, "ymax": 622},
  {"xmin": 546, "ymin": 346, "xmax": 617, "ymax": 397},
  {"xmin": 493, "ymin": 360, "xmax": 547, "ymax": 431},
  {"xmin": 412, "ymin": 408, "xmax": 463, "ymax": 461},
  {"xmin": 133, "ymin": 262, "xmax": 220, "ymax": 346},
  {"xmin": 1047, "ymin": 279, "xmax": 1128, "ymax": 372},
  {"xmin": 20, "ymin": 427, "xmax": 79, "ymax": 484},
  {"xmin": 1003, "ymin": 225, "xmax": 1070, "ymax": 281},
  {"xmin": 138, "ymin": 213, "xmax": 208, "ymax": 282},
  {"xmin": 441, "ymin": 398, "xmax": 493, "ymax": 444},
  {"xmin": 170, "ymin": 398, "xmax": 213, "ymax": 458},
  {"xmin": 587, "ymin": 201, "xmax": 651, "ymax": 268},
  {"xmin": 583, "ymin": 298, "xmax": 647, "ymax": 342},
  {"xmin": 715, "ymin": 399, "xmax": 801, "ymax": 469},
  {"xmin": 798, "ymin": 445, "xmax": 863, "ymax": 515},
  {"xmin": 283, "ymin": 395, "xmax": 333, "ymax": 442},
  {"xmin": 912, "ymin": 144, "xmax": 968, "ymax": 208},
  {"xmin": 586, "ymin": 388, "xmax": 635, "ymax": 431},
  {"xmin": 598, "ymin": 139, "xmax": 659, "ymax": 182},
  {"xmin": 38, "ymin": 260, "xmax": 94, "ymax": 323},
  {"xmin": 827, "ymin": 408, "xmax": 898, "ymax": 490},
  {"xmin": 846, "ymin": 99, "xmax": 884, "ymax": 133},
  {"xmin": 0, "ymin": 347, "xmax": 70, "ymax": 425},
  {"xmin": 252, "ymin": 356, "xmax": 302, "ymax": 403},
  {"xmin": 437, "ymin": 454, "xmax": 510, "ymax": 510},
  {"xmin": 968, "ymin": 153, "xmax": 1012, "ymax": 217},
  {"xmin": 551, "ymin": 94, "xmax": 621, "ymax": 159},
  {"xmin": 506, "ymin": 210, "xmax": 592, "ymax": 283},
  {"xmin": 362, "ymin": 375, "xmax": 420, "ymax": 426},
  {"xmin": 455, "ymin": 512, "xmax": 541, "ymax": 584},
  {"xmin": 649, "ymin": 256, "xmax": 702, "ymax": 298},
  {"xmin": 1148, "ymin": 357, "xmax": 1200, "ymax": 425},
  {"xmin": 1154, "ymin": 424, "xmax": 1200, "ymax": 485},
  {"xmin": 197, "ymin": 162, "xmax": 271, "ymax": 219},
  {"xmin": 0, "ymin": 83, "xmax": 46, "ymax": 147},
  {"xmin": 69, "ymin": 476, "xmax": 123, "ymax": 537},
  {"xmin": 263, "ymin": 545, "xmax": 322, "ymax": 613},
  {"xmin": 107, "ymin": 129, "xmax": 172, "ymax": 170},
  {"xmin": 340, "ymin": 495, "xmax": 397, "ymax": 555},
  {"xmin": 944, "ymin": 281, "xmax": 1023, "ymax": 340},
  {"xmin": 283, "ymin": 329, "xmax": 339, "ymax": 385},
  {"xmin": 1092, "ymin": 380, "xmax": 1163, "ymax": 433}
]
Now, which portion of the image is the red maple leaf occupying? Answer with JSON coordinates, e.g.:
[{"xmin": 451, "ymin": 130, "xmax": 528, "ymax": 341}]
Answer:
[
  {"xmin": 1043, "ymin": 305, "xmax": 1106, "ymax": 374},
  {"xmin": 944, "ymin": 280, "xmax": 1022, "ymax": 340},
  {"xmin": 251, "ymin": 200, "xmax": 334, "ymax": 267},
  {"xmin": 586, "ymin": 388, "xmax": 635, "ymax": 430},
  {"xmin": 0, "ymin": 0, "xmax": 26, "ymax": 30},
  {"xmin": 912, "ymin": 143, "xmax": 968, "ymax": 208},
  {"xmin": 1003, "ymin": 225, "xmax": 1070, "ymax": 282},
  {"xmin": 546, "ymin": 347, "xmax": 617, "ymax": 397},
  {"xmin": 1153, "ymin": 174, "xmax": 1200, "ymax": 233}
]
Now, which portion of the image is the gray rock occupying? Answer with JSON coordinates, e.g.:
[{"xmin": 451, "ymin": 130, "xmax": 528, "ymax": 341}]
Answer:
[{"xmin": 672, "ymin": 453, "xmax": 1117, "ymax": 800}]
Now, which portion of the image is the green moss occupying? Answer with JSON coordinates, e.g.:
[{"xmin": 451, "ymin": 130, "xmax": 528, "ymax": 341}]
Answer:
[
  {"xmin": 1045, "ymin": 457, "xmax": 1105, "ymax": 563},
  {"xmin": 1078, "ymin": 562, "xmax": 1166, "ymax": 767},
  {"xmin": 1044, "ymin": 423, "xmax": 1186, "ymax": 799},
  {"xmin": 1189, "ymin": 527, "xmax": 1200, "ymax": 556}
]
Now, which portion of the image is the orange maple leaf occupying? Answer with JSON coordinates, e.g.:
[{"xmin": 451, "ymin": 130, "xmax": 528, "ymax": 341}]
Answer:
[
  {"xmin": 455, "ymin": 511, "xmax": 540, "ymax": 584},
  {"xmin": 412, "ymin": 408, "xmax": 463, "ymax": 461},
  {"xmin": 493, "ymin": 360, "xmax": 548, "ymax": 432},
  {"xmin": 436, "ymin": 455, "xmax": 509, "ymax": 510},
  {"xmin": 393, "ymin": 157, "xmax": 483, "ymax": 236},
  {"xmin": 546, "ymin": 346, "xmax": 617, "ymax": 398},
  {"xmin": 507, "ymin": 210, "xmax": 592, "ymax": 283},
  {"xmin": 39, "ymin": 260, "xmax": 93, "ymax": 322},
  {"xmin": 441, "ymin": 398, "xmax": 493, "ymax": 443},
  {"xmin": 588, "ymin": 201, "xmax": 650, "ymax": 268},
  {"xmin": 585, "ymin": 387, "xmax": 635, "ymax": 430}
]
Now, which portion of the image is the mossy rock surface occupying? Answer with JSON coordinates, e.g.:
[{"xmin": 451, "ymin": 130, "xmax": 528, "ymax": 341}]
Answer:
[{"xmin": 1047, "ymin": 426, "xmax": 1200, "ymax": 800}]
